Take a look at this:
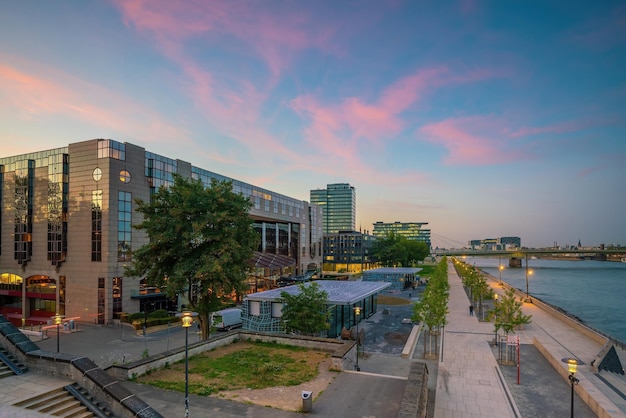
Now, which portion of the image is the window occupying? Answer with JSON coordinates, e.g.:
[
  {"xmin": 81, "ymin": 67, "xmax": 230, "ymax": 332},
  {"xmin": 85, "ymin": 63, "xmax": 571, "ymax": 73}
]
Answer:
[
  {"xmin": 119, "ymin": 169, "xmax": 131, "ymax": 183},
  {"xmin": 118, "ymin": 191, "xmax": 132, "ymax": 261},
  {"xmin": 112, "ymin": 277, "xmax": 122, "ymax": 315},
  {"xmin": 92, "ymin": 190, "xmax": 102, "ymax": 261}
]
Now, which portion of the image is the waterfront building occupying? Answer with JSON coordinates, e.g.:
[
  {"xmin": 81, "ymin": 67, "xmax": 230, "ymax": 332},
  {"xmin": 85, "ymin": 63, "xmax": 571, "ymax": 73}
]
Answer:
[
  {"xmin": 322, "ymin": 230, "xmax": 376, "ymax": 273},
  {"xmin": 310, "ymin": 183, "xmax": 356, "ymax": 234},
  {"xmin": 372, "ymin": 221, "xmax": 431, "ymax": 248},
  {"xmin": 469, "ymin": 236, "xmax": 521, "ymax": 250},
  {"xmin": 241, "ymin": 280, "xmax": 390, "ymax": 338},
  {"xmin": 0, "ymin": 139, "xmax": 322, "ymax": 326},
  {"xmin": 362, "ymin": 267, "xmax": 422, "ymax": 290}
]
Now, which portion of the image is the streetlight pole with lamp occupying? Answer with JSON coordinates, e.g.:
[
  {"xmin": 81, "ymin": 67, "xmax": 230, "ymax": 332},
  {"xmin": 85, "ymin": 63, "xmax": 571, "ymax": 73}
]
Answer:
[
  {"xmin": 353, "ymin": 306, "xmax": 361, "ymax": 371},
  {"xmin": 51, "ymin": 313, "xmax": 64, "ymax": 353},
  {"xmin": 177, "ymin": 310, "xmax": 198, "ymax": 418},
  {"xmin": 561, "ymin": 357, "xmax": 584, "ymax": 418},
  {"xmin": 525, "ymin": 255, "xmax": 533, "ymax": 303},
  {"xmin": 493, "ymin": 294, "xmax": 499, "ymax": 346},
  {"xmin": 499, "ymin": 264, "xmax": 504, "ymax": 286}
]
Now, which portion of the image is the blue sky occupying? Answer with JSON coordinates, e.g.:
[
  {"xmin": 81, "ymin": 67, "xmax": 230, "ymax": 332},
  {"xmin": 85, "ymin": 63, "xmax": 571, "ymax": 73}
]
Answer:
[{"xmin": 1, "ymin": 1, "xmax": 625, "ymax": 248}]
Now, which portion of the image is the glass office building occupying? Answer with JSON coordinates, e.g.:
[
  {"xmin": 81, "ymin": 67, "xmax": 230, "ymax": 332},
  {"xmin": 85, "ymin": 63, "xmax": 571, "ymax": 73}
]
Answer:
[
  {"xmin": 372, "ymin": 221, "xmax": 431, "ymax": 248},
  {"xmin": 0, "ymin": 139, "xmax": 322, "ymax": 326},
  {"xmin": 310, "ymin": 183, "xmax": 356, "ymax": 234}
]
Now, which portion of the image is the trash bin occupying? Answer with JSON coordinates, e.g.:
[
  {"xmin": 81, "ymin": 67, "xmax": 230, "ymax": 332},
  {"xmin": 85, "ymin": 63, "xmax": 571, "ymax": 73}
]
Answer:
[
  {"xmin": 69, "ymin": 319, "xmax": 75, "ymax": 330},
  {"xmin": 301, "ymin": 390, "xmax": 313, "ymax": 412}
]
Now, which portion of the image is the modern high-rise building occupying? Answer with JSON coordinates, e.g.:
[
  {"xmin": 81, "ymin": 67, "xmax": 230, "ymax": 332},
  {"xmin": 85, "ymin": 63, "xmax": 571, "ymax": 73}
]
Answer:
[
  {"xmin": 310, "ymin": 183, "xmax": 356, "ymax": 234},
  {"xmin": 468, "ymin": 237, "xmax": 521, "ymax": 250},
  {"xmin": 0, "ymin": 139, "xmax": 322, "ymax": 326},
  {"xmin": 372, "ymin": 221, "xmax": 431, "ymax": 248}
]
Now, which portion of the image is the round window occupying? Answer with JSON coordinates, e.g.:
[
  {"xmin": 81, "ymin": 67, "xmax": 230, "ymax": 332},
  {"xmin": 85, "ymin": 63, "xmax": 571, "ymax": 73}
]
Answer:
[
  {"xmin": 119, "ymin": 169, "xmax": 131, "ymax": 183},
  {"xmin": 92, "ymin": 167, "xmax": 102, "ymax": 182}
]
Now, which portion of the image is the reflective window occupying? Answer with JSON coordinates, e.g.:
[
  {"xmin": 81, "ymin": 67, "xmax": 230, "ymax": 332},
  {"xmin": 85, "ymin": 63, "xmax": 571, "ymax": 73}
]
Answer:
[
  {"xmin": 118, "ymin": 191, "xmax": 132, "ymax": 261},
  {"xmin": 119, "ymin": 169, "xmax": 131, "ymax": 183}
]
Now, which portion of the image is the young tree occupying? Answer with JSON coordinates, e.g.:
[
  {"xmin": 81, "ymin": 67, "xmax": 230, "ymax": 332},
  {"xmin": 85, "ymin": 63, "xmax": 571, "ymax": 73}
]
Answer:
[
  {"xmin": 280, "ymin": 282, "xmax": 331, "ymax": 336},
  {"xmin": 125, "ymin": 174, "xmax": 258, "ymax": 339},
  {"xmin": 412, "ymin": 257, "xmax": 449, "ymax": 358}
]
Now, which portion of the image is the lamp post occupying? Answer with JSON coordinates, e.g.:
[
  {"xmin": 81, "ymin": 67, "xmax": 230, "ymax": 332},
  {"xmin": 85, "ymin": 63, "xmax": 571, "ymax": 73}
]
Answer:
[
  {"xmin": 561, "ymin": 358, "xmax": 584, "ymax": 418},
  {"xmin": 493, "ymin": 294, "xmax": 499, "ymax": 346},
  {"xmin": 499, "ymin": 264, "xmax": 504, "ymax": 286},
  {"xmin": 525, "ymin": 255, "xmax": 533, "ymax": 302},
  {"xmin": 51, "ymin": 314, "xmax": 64, "ymax": 353},
  {"xmin": 177, "ymin": 310, "xmax": 198, "ymax": 417},
  {"xmin": 354, "ymin": 306, "xmax": 361, "ymax": 371}
]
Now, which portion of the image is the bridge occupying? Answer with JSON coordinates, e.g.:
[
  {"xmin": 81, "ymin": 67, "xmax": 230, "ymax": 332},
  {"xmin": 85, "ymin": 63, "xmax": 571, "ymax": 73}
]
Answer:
[{"xmin": 432, "ymin": 248, "xmax": 625, "ymax": 258}]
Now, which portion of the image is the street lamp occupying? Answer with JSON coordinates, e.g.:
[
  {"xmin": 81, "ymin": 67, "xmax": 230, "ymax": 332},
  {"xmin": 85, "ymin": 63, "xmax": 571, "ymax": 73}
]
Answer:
[
  {"xmin": 561, "ymin": 358, "xmax": 584, "ymax": 418},
  {"xmin": 354, "ymin": 306, "xmax": 361, "ymax": 371},
  {"xmin": 177, "ymin": 310, "xmax": 198, "ymax": 417},
  {"xmin": 525, "ymin": 255, "xmax": 534, "ymax": 303},
  {"xmin": 51, "ymin": 314, "xmax": 64, "ymax": 353},
  {"xmin": 499, "ymin": 264, "xmax": 504, "ymax": 286},
  {"xmin": 493, "ymin": 294, "xmax": 499, "ymax": 346}
]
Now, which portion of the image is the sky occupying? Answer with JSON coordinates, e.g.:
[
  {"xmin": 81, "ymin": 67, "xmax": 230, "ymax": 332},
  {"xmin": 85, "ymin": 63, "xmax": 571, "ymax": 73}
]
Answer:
[{"xmin": 1, "ymin": 1, "xmax": 625, "ymax": 249}]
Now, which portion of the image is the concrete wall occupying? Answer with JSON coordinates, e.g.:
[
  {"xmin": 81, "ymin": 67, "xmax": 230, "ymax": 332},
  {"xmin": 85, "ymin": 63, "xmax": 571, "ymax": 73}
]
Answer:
[{"xmin": 108, "ymin": 330, "xmax": 356, "ymax": 380}]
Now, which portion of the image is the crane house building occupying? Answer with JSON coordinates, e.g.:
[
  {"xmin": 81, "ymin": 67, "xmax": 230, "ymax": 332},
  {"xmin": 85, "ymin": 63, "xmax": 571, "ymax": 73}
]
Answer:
[{"xmin": 0, "ymin": 139, "xmax": 322, "ymax": 327}]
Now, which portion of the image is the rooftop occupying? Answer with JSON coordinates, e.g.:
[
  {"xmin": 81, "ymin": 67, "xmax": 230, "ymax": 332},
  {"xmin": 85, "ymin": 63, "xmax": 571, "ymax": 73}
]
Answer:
[{"xmin": 244, "ymin": 280, "xmax": 391, "ymax": 305}]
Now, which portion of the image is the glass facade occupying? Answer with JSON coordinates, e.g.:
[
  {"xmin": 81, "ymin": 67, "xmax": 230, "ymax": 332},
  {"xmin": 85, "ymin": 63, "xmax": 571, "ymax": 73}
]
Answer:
[
  {"xmin": 98, "ymin": 139, "xmax": 125, "ymax": 160},
  {"xmin": 145, "ymin": 151, "xmax": 177, "ymax": 193},
  {"xmin": 92, "ymin": 190, "xmax": 102, "ymax": 261},
  {"xmin": 118, "ymin": 191, "xmax": 132, "ymax": 261},
  {"xmin": 310, "ymin": 183, "xmax": 355, "ymax": 234},
  {"xmin": 372, "ymin": 221, "xmax": 431, "ymax": 248},
  {"xmin": 47, "ymin": 153, "xmax": 69, "ymax": 266}
]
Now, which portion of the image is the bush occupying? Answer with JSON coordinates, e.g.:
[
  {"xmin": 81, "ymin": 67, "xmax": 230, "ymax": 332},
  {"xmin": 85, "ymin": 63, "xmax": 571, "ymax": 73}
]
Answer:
[{"xmin": 149, "ymin": 309, "xmax": 169, "ymax": 318}]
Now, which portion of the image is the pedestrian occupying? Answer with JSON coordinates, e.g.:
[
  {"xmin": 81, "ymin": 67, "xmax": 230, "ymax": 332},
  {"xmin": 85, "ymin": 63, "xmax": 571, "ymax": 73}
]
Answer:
[
  {"xmin": 408, "ymin": 292, "xmax": 412, "ymax": 298},
  {"xmin": 469, "ymin": 304, "xmax": 474, "ymax": 316}
]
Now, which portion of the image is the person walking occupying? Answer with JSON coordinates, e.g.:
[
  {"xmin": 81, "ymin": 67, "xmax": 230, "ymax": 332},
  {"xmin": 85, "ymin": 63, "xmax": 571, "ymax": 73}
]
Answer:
[{"xmin": 469, "ymin": 304, "xmax": 474, "ymax": 316}]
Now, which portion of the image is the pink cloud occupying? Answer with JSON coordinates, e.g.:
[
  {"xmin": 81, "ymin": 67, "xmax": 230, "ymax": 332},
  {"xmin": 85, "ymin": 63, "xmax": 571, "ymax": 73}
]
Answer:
[
  {"xmin": 0, "ymin": 59, "xmax": 188, "ymax": 146},
  {"xmin": 508, "ymin": 117, "xmax": 617, "ymax": 138},
  {"xmin": 419, "ymin": 117, "xmax": 525, "ymax": 166},
  {"xmin": 113, "ymin": 0, "xmax": 338, "ymax": 77}
]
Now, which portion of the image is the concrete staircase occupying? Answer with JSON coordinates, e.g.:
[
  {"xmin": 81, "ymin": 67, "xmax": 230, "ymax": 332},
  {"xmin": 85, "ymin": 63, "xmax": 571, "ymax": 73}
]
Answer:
[
  {"xmin": 12, "ymin": 383, "xmax": 115, "ymax": 417},
  {"xmin": 0, "ymin": 347, "xmax": 28, "ymax": 378},
  {"xmin": 596, "ymin": 371, "xmax": 626, "ymax": 412}
]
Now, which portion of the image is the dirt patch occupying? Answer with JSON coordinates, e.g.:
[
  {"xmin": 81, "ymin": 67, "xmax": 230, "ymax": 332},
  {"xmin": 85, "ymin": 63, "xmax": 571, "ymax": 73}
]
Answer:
[
  {"xmin": 216, "ymin": 357, "xmax": 337, "ymax": 411},
  {"xmin": 378, "ymin": 295, "xmax": 412, "ymax": 306},
  {"xmin": 384, "ymin": 331, "xmax": 409, "ymax": 345},
  {"xmin": 138, "ymin": 340, "xmax": 338, "ymax": 412}
]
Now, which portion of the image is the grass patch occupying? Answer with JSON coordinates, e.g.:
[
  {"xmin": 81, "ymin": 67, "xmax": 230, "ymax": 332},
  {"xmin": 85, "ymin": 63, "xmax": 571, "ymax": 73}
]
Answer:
[{"xmin": 138, "ymin": 340, "xmax": 328, "ymax": 396}]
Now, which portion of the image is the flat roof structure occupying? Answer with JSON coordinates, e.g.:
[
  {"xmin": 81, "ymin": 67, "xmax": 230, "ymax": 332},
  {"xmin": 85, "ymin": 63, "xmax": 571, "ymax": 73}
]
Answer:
[
  {"xmin": 244, "ymin": 280, "xmax": 391, "ymax": 305},
  {"xmin": 365, "ymin": 267, "xmax": 422, "ymax": 275}
]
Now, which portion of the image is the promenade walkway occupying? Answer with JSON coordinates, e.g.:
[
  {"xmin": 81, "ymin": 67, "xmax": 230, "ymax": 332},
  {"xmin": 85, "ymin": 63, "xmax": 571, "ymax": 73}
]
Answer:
[
  {"xmin": 435, "ymin": 261, "xmax": 626, "ymax": 418},
  {"xmin": 434, "ymin": 264, "xmax": 520, "ymax": 418}
]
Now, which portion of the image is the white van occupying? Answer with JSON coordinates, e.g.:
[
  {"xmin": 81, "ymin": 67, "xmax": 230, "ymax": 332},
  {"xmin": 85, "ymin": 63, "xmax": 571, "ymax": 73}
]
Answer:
[{"xmin": 213, "ymin": 308, "xmax": 243, "ymax": 331}]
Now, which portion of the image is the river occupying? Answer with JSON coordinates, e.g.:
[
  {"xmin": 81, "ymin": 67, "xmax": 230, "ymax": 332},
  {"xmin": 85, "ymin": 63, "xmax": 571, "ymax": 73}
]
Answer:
[{"xmin": 463, "ymin": 257, "xmax": 626, "ymax": 344}]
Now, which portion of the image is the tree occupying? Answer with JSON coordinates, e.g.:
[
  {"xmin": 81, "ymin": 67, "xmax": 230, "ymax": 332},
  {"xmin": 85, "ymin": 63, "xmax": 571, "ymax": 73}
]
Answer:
[
  {"xmin": 412, "ymin": 257, "xmax": 449, "ymax": 358},
  {"xmin": 125, "ymin": 174, "xmax": 258, "ymax": 339},
  {"xmin": 371, "ymin": 233, "xmax": 430, "ymax": 267},
  {"xmin": 280, "ymin": 282, "xmax": 331, "ymax": 336}
]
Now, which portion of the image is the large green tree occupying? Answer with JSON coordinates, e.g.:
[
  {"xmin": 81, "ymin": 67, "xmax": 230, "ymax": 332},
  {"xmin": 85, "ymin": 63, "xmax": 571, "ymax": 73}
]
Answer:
[
  {"xmin": 125, "ymin": 174, "xmax": 258, "ymax": 339},
  {"xmin": 280, "ymin": 282, "xmax": 331, "ymax": 336},
  {"xmin": 371, "ymin": 232, "xmax": 430, "ymax": 267}
]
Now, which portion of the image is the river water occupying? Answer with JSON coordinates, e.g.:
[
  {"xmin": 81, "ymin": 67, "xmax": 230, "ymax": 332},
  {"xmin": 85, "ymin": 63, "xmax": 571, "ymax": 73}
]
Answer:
[{"xmin": 463, "ymin": 257, "xmax": 626, "ymax": 343}]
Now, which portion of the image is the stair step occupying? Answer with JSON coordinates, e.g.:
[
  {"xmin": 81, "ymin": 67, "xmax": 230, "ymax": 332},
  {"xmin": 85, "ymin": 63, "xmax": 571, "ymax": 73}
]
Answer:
[
  {"xmin": 40, "ymin": 397, "xmax": 81, "ymax": 414},
  {"xmin": 13, "ymin": 387, "xmax": 67, "ymax": 408}
]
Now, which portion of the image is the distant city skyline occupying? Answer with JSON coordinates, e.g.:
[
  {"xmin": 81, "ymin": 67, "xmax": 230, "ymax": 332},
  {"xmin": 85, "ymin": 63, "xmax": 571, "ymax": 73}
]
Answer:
[{"xmin": 1, "ymin": 1, "xmax": 625, "ymax": 248}]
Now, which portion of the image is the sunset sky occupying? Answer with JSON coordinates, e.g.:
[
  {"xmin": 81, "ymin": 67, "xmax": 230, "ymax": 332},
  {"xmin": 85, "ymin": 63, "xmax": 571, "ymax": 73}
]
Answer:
[{"xmin": 1, "ymin": 1, "xmax": 625, "ymax": 248}]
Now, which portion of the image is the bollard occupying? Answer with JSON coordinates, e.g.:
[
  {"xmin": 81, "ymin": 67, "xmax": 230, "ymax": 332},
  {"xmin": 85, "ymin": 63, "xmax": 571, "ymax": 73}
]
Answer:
[{"xmin": 301, "ymin": 390, "xmax": 313, "ymax": 412}]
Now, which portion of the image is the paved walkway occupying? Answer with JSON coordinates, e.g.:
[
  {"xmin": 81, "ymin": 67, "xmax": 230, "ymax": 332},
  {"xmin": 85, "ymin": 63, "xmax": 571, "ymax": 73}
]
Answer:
[
  {"xmin": 435, "ymin": 261, "xmax": 626, "ymax": 418},
  {"xmin": 434, "ymin": 264, "xmax": 520, "ymax": 418}
]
